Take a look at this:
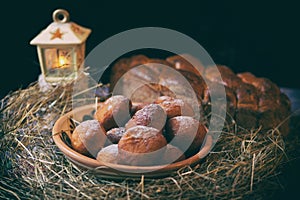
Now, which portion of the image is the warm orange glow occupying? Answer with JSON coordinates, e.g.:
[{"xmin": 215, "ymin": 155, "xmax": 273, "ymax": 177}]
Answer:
[{"xmin": 58, "ymin": 56, "xmax": 68, "ymax": 68}]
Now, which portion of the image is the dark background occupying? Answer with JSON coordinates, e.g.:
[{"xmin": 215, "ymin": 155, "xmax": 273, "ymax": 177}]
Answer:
[
  {"xmin": 1, "ymin": 1, "xmax": 299, "ymax": 99},
  {"xmin": 0, "ymin": 1, "xmax": 299, "ymax": 199}
]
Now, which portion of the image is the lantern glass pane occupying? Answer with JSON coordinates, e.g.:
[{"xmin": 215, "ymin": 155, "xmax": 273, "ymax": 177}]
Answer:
[
  {"xmin": 75, "ymin": 44, "xmax": 85, "ymax": 69},
  {"xmin": 42, "ymin": 47, "xmax": 76, "ymax": 79}
]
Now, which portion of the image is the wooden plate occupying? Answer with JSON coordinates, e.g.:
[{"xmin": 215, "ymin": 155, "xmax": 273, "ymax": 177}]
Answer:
[{"xmin": 52, "ymin": 104, "xmax": 213, "ymax": 179}]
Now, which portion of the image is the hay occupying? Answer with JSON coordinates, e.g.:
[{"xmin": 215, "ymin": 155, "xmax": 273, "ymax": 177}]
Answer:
[{"xmin": 0, "ymin": 80, "xmax": 298, "ymax": 200}]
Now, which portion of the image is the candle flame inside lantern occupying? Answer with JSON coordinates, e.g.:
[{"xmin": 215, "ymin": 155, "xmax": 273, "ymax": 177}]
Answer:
[{"xmin": 58, "ymin": 56, "xmax": 68, "ymax": 68}]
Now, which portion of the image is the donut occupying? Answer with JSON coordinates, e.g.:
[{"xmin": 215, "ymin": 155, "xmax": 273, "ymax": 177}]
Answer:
[
  {"xmin": 165, "ymin": 116, "xmax": 207, "ymax": 157},
  {"xmin": 71, "ymin": 120, "xmax": 106, "ymax": 157},
  {"xmin": 118, "ymin": 126, "xmax": 167, "ymax": 166},
  {"xmin": 95, "ymin": 95, "xmax": 132, "ymax": 130}
]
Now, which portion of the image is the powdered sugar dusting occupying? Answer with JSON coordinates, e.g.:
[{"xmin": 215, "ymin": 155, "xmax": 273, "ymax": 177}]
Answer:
[
  {"xmin": 76, "ymin": 120, "xmax": 101, "ymax": 137},
  {"xmin": 125, "ymin": 126, "xmax": 160, "ymax": 139},
  {"xmin": 174, "ymin": 116, "xmax": 198, "ymax": 131}
]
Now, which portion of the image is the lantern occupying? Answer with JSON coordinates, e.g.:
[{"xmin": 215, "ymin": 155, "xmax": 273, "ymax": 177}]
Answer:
[{"xmin": 30, "ymin": 9, "xmax": 91, "ymax": 83}]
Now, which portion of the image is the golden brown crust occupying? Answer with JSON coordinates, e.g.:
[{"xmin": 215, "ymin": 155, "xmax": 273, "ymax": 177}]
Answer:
[
  {"xmin": 222, "ymin": 74, "xmax": 243, "ymax": 91},
  {"xmin": 125, "ymin": 104, "xmax": 167, "ymax": 131},
  {"xmin": 118, "ymin": 126, "xmax": 167, "ymax": 166},
  {"xmin": 128, "ymin": 84, "xmax": 162, "ymax": 103},
  {"xmin": 117, "ymin": 63, "xmax": 161, "ymax": 103},
  {"xmin": 131, "ymin": 102, "xmax": 150, "ymax": 115},
  {"xmin": 236, "ymin": 83, "xmax": 258, "ymax": 111},
  {"xmin": 237, "ymin": 72, "xmax": 256, "ymax": 83},
  {"xmin": 253, "ymin": 78, "xmax": 280, "ymax": 97},
  {"xmin": 71, "ymin": 120, "xmax": 107, "ymax": 157},
  {"xmin": 109, "ymin": 55, "xmax": 291, "ymax": 136},
  {"xmin": 154, "ymin": 96, "xmax": 194, "ymax": 118},
  {"xmin": 237, "ymin": 72, "xmax": 286, "ymax": 130},
  {"xmin": 110, "ymin": 55, "xmax": 150, "ymax": 91},
  {"xmin": 145, "ymin": 58, "xmax": 172, "ymax": 75},
  {"xmin": 109, "ymin": 58, "xmax": 131, "ymax": 90},
  {"xmin": 203, "ymin": 81, "xmax": 237, "ymax": 121},
  {"xmin": 166, "ymin": 54, "xmax": 205, "ymax": 76},
  {"xmin": 128, "ymin": 55, "xmax": 150, "ymax": 67},
  {"xmin": 205, "ymin": 65, "xmax": 243, "ymax": 90},
  {"xmin": 165, "ymin": 116, "xmax": 207, "ymax": 157},
  {"xmin": 238, "ymin": 72, "xmax": 281, "ymax": 108},
  {"xmin": 110, "ymin": 54, "xmax": 206, "ymax": 104},
  {"xmin": 177, "ymin": 70, "xmax": 207, "ymax": 100},
  {"xmin": 95, "ymin": 95, "xmax": 132, "ymax": 130}
]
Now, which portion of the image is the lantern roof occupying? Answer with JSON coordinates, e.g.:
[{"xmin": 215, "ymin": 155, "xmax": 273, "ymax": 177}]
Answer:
[{"xmin": 30, "ymin": 9, "xmax": 91, "ymax": 46}]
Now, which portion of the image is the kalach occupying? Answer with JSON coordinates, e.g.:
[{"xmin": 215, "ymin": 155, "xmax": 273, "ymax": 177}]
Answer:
[{"xmin": 109, "ymin": 54, "xmax": 291, "ymax": 136}]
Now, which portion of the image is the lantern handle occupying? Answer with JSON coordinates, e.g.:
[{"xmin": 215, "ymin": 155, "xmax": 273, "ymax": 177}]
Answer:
[{"xmin": 53, "ymin": 9, "xmax": 70, "ymax": 23}]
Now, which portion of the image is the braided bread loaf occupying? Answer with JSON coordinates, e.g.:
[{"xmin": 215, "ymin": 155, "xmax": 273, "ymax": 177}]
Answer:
[{"xmin": 109, "ymin": 54, "xmax": 291, "ymax": 136}]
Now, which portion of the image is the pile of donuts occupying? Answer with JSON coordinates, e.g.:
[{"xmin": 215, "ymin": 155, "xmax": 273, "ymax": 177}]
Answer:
[{"xmin": 70, "ymin": 95, "xmax": 207, "ymax": 166}]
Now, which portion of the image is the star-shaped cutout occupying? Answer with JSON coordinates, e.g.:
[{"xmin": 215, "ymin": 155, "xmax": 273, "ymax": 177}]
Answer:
[{"xmin": 50, "ymin": 28, "xmax": 65, "ymax": 40}]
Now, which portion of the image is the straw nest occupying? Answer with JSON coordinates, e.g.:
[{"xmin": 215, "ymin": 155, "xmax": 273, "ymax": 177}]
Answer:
[{"xmin": 0, "ymin": 80, "xmax": 299, "ymax": 200}]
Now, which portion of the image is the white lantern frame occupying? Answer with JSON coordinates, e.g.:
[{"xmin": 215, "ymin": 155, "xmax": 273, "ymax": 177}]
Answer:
[{"xmin": 30, "ymin": 9, "xmax": 91, "ymax": 83}]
